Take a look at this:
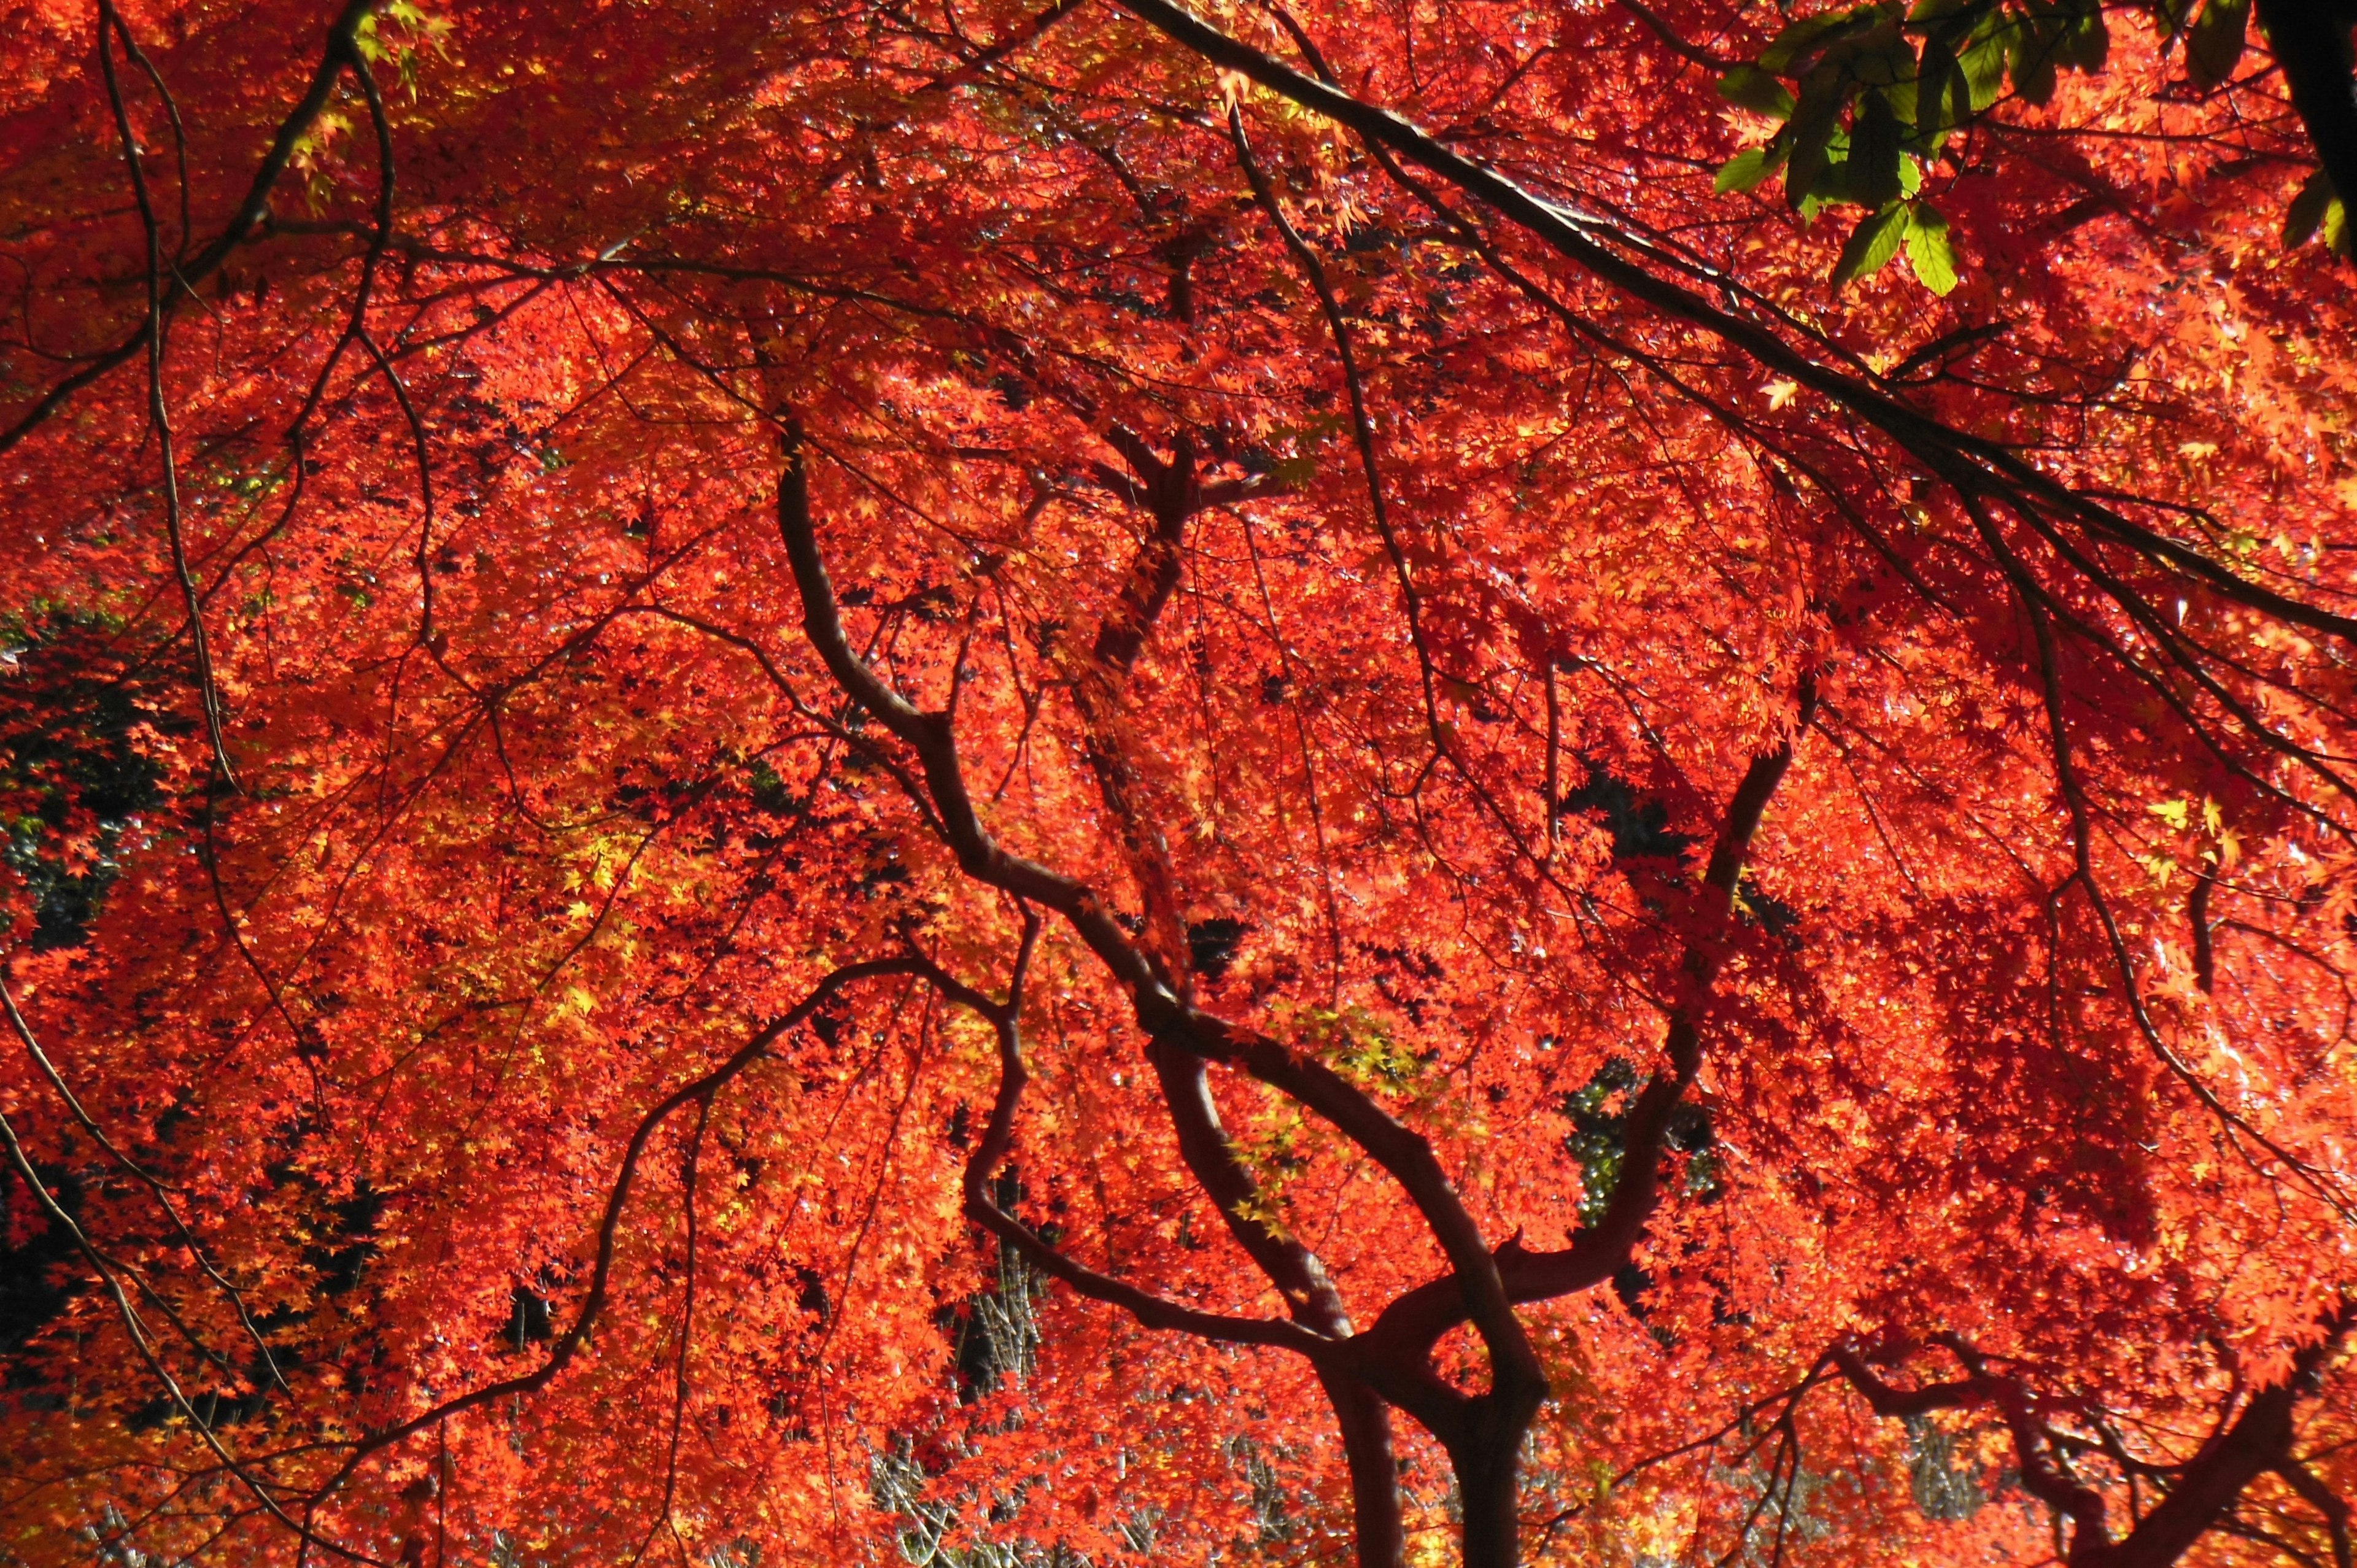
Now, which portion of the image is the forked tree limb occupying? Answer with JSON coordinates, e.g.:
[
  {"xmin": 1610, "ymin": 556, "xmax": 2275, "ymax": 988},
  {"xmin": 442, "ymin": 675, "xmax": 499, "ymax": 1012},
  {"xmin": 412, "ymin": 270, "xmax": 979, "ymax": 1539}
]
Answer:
[
  {"xmin": 778, "ymin": 429, "xmax": 1565, "ymax": 1557},
  {"xmin": 777, "ymin": 425, "xmax": 1831, "ymax": 1563},
  {"xmin": 778, "ymin": 422, "xmax": 1536, "ymax": 1375},
  {"xmin": 924, "ymin": 919, "xmax": 1339, "ymax": 1358},
  {"xmin": 923, "ymin": 914, "xmax": 1415, "ymax": 1563}
]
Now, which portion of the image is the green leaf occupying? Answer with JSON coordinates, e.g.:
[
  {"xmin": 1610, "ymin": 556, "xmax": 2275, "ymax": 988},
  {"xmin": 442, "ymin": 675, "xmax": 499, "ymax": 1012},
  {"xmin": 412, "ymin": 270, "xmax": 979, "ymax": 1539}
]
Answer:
[
  {"xmin": 1851, "ymin": 91, "xmax": 1904, "ymax": 208},
  {"xmin": 1879, "ymin": 67, "xmax": 1919, "ymax": 128},
  {"xmin": 1760, "ymin": 10, "xmax": 1866, "ymax": 72},
  {"xmin": 1269, "ymin": 453, "xmax": 1319, "ymax": 488},
  {"xmin": 2056, "ymin": 1, "xmax": 2109, "ymax": 69},
  {"xmin": 2010, "ymin": 15, "xmax": 2061, "ymax": 104},
  {"xmin": 1833, "ymin": 201, "xmax": 1912, "ymax": 284},
  {"xmin": 1914, "ymin": 38, "xmax": 1967, "ymax": 138},
  {"xmin": 2186, "ymin": 0, "xmax": 2251, "ymax": 88},
  {"xmin": 1905, "ymin": 202, "xmax": 1960, "ymax": 293},
  {"xmin": 1784, "ymin": 71, "xmax": 1848, "ymax": 209},
  {"xmin": 1717, "ymin": 142, "xmax": 1790, "ymax": 193},
  {"xmin": 1839, "ymin": 20, "xmax": 1916, "ymax": 86},
  {"xmin": 1960, "ymin": 26, "xmax": 2009, "ymax": 110},
  {"xmin": 1719, "ymin": 63, "xmax": 1797, "ymax": 118},
  {"xmin": 2284, "ymin": 168, "xmax": 2334, "ymax": 249}
]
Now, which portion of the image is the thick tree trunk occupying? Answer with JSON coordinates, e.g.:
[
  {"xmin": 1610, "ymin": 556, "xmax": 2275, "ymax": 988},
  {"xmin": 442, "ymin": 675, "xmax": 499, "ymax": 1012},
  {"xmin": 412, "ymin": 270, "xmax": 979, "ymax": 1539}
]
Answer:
[
  {"xmin": 1453, "ymin": 1441, "xmax": 1523, "ymax": 1568},
  {"xmin": 2099, "ymin": 1381, "xmax": 2299, "ymax": 1568},
  {"xmin": 1320, "ymin": 1370, "xmax": 1406, "ymax": 1568}
]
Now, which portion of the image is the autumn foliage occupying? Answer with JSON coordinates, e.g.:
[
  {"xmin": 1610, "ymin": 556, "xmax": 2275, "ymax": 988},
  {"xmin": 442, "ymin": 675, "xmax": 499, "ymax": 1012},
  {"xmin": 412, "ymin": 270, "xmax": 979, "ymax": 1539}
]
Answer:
[{"xmin": 6, "ymin": 0, "xmax": 2357, "ymax": 1565}]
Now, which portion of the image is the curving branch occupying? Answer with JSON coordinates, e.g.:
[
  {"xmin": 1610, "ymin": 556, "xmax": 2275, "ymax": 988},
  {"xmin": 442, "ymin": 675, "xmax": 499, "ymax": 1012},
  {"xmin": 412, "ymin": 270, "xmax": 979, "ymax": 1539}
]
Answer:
[
  {"xmin": 1357, "ymin": 673, "xmax": 1815, "ymax": 1367},
  {"xmin": 290, "ymin": 959, "xmax": 935, "ymax": 1559},
  {"xmin": 1830, "ymin": 1310, "xmax": 2357, "ymax": 1568},
  {"xmin": 3, "ymin": 0, "xmax": 393, "ymax": 456},
  {"xmin": 921, "ymin": 916, "xmax": 1339, "ymax": 1359},
  {"xmin": 94, "ymin": 2, "xmax": 231, "ymax": 781},
  {"xmin": 778, "ymin": 428, "xmax": 1565, "ymax": 1562},
  {"xmin": 3, "ymin": 978, "xmax": 285, "ymax": 1386}
]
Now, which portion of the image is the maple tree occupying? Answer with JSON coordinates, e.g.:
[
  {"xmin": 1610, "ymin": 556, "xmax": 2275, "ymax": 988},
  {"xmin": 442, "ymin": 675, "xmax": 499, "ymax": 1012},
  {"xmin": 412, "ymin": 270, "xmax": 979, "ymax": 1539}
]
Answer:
[{"xmin": 5, "ymin": 0, "xmax": 2357, "ymax": 1565}]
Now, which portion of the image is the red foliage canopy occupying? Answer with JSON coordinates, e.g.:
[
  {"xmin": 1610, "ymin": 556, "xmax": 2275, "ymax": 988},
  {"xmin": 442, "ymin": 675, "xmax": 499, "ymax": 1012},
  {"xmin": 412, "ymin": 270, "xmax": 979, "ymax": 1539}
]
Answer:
[{"xmin": 4, "ymin": 1, "xmax": 2357, "ymax": 1566}]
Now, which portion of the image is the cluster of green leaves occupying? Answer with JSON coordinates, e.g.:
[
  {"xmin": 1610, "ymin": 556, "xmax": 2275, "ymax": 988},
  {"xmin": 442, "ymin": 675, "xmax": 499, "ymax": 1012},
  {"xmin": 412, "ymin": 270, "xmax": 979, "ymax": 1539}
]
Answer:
[
  {"xmin": 2284, "ymin": 169, "xmax": 2352, "ymax": 256},
  {"xmin": 1280, "ymin": 1001, "xmax": 1431, "ymax": 1097},
  {"xmin": 350, "ymin": 0, "xmax": 451, "ymax": 98},
  {"xmin": 1717, "ymin": 0, "xmax": 2347, "ymax": 278},
  {"xmin": 1713, "ymin": 0, "xmax": 2116, "ymax": 289}
]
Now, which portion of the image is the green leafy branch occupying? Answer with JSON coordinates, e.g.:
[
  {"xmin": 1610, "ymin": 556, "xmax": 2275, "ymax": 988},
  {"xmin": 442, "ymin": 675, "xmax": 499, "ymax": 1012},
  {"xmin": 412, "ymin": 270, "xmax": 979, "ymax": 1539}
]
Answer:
[{"xmin": 1711, "ymin": 0, "xmax": 2344, "ymax": 285}]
